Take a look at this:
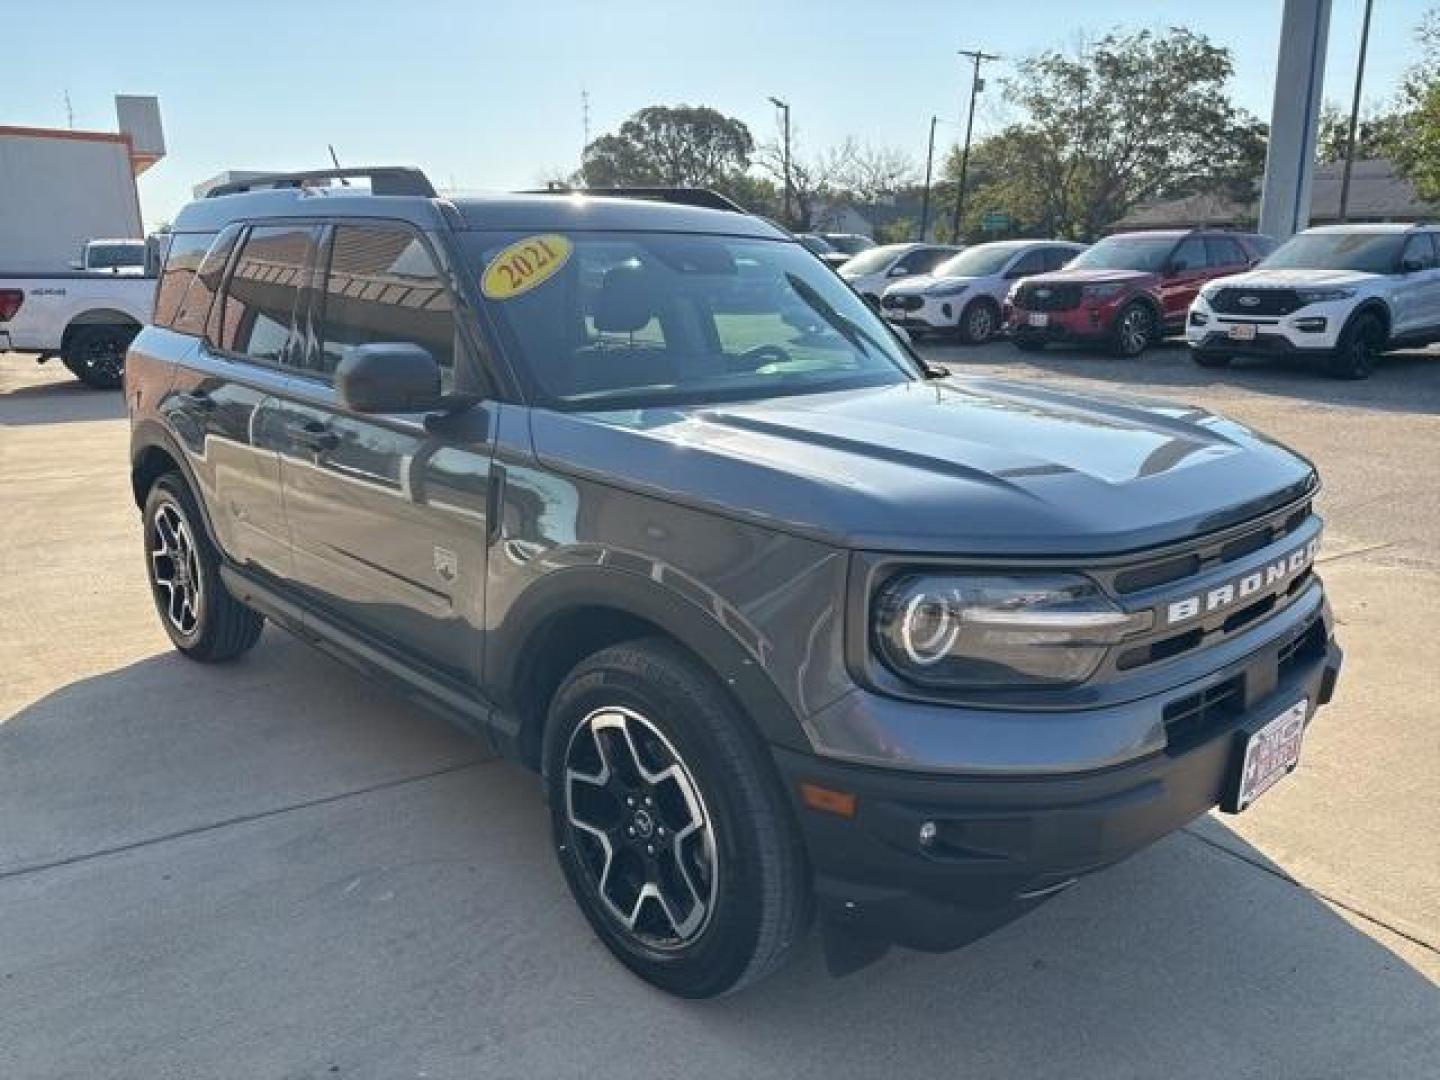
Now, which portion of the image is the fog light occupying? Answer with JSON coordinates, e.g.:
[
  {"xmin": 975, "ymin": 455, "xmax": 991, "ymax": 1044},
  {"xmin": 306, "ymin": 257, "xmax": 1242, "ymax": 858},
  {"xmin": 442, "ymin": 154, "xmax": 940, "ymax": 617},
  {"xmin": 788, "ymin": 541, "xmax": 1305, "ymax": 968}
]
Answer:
[
  {"xmin": 919, "ymin": 821, "xmax": 938, "ymax": 848},
  {"xmin": 1189, "ymin": 310, "xmax": 1208, "ymax": 326},
  {"xmin": 1294, "ymin": 317, "xmax": 1327, "ymax": 333}
]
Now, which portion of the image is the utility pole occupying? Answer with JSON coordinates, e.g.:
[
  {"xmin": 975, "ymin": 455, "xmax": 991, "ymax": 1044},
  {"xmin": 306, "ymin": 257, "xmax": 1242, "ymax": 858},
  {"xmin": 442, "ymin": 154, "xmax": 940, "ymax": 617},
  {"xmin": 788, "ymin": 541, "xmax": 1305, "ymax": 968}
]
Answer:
[
  {"xmin": 64, "ymin": 90, "xmax": 74, "ymax": 130},
  {"xmin": 949, "ymin": 48, "xmax": 999, "ymax": 244},
  {"xmin": 769, "ymin": 96, "xmax": 792, "ymax": 227},
  {"xmin": 919, "ymin": 115, "xmax": 939, "ymax": 241},
  {"xmin": 1338, "ymin": 0, "xmax": 1375, "ymax": 223}
]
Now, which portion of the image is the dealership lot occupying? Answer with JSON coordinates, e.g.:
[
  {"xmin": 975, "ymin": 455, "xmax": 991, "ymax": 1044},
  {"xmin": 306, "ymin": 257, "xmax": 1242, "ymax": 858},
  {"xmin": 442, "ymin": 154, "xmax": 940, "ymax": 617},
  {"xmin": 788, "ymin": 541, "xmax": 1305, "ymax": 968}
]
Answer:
[{"xmin": 2, "ymin": 343, "xmax": 1437, "ymax": 1078}]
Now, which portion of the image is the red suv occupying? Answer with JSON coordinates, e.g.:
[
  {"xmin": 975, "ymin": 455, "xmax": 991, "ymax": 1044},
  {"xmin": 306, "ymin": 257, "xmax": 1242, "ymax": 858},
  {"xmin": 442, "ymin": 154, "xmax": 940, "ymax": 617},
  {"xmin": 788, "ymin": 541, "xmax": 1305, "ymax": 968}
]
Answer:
[{"xmin": 1007, "ymin": 229, "xmax": 1273, "ymax": 356}]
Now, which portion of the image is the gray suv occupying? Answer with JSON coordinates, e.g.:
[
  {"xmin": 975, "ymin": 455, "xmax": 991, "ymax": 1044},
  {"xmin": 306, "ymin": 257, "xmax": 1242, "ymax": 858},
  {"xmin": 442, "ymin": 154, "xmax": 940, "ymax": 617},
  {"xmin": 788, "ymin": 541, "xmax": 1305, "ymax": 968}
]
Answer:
[{"xmin": 127, "ymin": 167, "xmax": 1343, "ymax": 997}]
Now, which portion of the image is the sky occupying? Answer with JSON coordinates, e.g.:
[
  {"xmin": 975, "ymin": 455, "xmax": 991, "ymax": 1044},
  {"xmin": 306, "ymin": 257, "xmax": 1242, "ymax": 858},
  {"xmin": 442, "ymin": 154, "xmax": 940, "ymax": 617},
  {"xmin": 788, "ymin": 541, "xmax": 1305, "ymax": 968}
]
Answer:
[{"xmin": 7, "ymin": 0, "xmax": 1434, "ymax": 230}]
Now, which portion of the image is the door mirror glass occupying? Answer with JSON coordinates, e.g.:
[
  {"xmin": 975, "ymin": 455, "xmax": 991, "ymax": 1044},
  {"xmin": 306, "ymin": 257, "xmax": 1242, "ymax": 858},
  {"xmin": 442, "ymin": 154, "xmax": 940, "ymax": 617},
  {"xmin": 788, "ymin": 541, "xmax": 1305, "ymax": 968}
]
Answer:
[
  {"xmin": 1401, "ymin": 257, "xmax": 1426, "ymax": 274},
  {"xmin": 335, "ymin": 343, "xmax": 443, "ymax": 413}
]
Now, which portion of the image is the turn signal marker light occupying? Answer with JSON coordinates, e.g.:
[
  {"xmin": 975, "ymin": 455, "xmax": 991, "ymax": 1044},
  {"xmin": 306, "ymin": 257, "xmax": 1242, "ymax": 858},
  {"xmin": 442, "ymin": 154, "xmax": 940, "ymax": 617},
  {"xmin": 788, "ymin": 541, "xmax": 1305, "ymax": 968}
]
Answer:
[{"xmin": 799, "ymin": 782, "xmax": 857, "ymax": 818}]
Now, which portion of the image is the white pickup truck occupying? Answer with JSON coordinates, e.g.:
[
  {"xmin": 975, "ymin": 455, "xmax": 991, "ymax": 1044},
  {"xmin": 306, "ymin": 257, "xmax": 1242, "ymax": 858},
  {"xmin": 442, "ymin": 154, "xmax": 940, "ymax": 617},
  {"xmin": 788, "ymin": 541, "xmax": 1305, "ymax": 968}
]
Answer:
[{"xmin": 0, "ymin": 268, "xmax": 155, "ymax": 388}]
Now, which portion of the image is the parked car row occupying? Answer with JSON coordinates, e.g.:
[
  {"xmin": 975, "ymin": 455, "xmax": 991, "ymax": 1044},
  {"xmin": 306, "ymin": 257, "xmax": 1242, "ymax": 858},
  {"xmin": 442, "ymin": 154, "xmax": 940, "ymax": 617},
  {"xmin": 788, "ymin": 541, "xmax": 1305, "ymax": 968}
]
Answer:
[{"xmin": 839, "ymin": 223, "xmax": 1437, "ymax": 380}]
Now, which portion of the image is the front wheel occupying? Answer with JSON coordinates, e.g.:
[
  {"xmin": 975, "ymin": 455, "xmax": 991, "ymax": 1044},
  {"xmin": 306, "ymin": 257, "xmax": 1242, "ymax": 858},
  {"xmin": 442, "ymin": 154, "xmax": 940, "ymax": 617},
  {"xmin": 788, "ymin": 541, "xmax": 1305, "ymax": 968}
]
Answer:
[
  {"xmin": 64, "ymin": 324, "xmax": 135, "ymax": 389},
  {"xmin": 1110, "ymin": 302, "xmax": 1155, "ymax": 357},
  {"xmin": 143, "ymin": 473, "xmax": 264, "ymax": 661},
  {"xmin": 958, "ymin": 299, "xmax": 1000, "ymax": 344},
  {"xmin": 1326, "ymin": 312, "xmax": 1385, "ymax": 380},
  {"xmin": 544, "ymin": 639, "xmax": 810, "ymax": 998}
]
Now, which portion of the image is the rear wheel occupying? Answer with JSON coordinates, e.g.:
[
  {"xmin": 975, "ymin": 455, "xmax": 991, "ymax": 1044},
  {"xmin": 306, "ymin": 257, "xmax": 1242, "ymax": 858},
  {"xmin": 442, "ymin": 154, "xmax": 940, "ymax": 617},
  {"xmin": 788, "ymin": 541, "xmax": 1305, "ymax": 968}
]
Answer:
[
  {"xmin": 958, "ymin": 299, "xmax": 1000, "ymax": 344},
  {"xmin": 143, "ymin": 473, "xmax": 264, "ymax": 661},
  {"xmin": 63, "ymin": 324, "xmax": 135, "ymax": 389},
  {"xmin": 1326, "ymin": 312, "xmax": 1384, "ymax": 380},
  {"xmin": 544, "ymin": 639, "xmax": 810, "ymax": 998},
  {"xmin": 1110, "ymin": 302, "xmax": 1155, "ymax": 357}
]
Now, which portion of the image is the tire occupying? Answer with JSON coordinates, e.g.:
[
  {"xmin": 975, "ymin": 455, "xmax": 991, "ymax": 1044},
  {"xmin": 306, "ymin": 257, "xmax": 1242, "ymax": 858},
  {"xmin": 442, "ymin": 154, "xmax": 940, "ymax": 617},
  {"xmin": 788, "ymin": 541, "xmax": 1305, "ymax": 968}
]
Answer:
[
  {"xmin": 958, "ymin": 299, "xmax": 1001, "ymax": 345},
  {"xmin": 1325, "ymin": 312, "xmax": 1385, "ymax": 380},
  {"xmin": 143, "ymin": 472, "xmax": 264, "ymax": 661},
  {"xmin": 63, "ymin": 324, "xmax": 135, "ymax": 389},
  {"xmin": 1110, "ymin": 302, "xmax": 1155, "ymax": 357},
  {"xmin": 1013, "ymin": 333, "xmax": 1047, "ymax": 353},
  {"xmin": 1192, "ymin": 350, "xmax": 1233, "ymax": 369},
  {"xmin": 543, "ymin": 638, "xmax": 810, "ymax": 998}
]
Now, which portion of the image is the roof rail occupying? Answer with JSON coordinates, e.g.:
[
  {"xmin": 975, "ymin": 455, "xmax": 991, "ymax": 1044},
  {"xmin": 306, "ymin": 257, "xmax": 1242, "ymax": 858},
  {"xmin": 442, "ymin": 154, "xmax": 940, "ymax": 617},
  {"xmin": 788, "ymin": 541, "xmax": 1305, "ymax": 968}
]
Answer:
[
  {"xmin": 523, "ymin": 185, "xmax": 748, "ymax": 214},
  {"xmin": 206, "ymin": 167, "xmax": 437, "ymax": 199}
]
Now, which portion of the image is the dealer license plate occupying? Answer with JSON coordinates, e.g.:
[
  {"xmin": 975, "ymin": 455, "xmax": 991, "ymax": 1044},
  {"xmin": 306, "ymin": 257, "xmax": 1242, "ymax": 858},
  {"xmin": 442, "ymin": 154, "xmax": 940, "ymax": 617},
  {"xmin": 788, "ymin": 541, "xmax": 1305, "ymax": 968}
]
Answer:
[
  {"xmin": 1227, "ymin": 323, "xmax": 1258, "ymax": 341},
  {"xmin": 1028, "ymin": 312, "xmax": 1049, "ymax": 328},
  {"xmin": 1230, "ymin": 699, "xmax": 1308, "ymax": 813}
]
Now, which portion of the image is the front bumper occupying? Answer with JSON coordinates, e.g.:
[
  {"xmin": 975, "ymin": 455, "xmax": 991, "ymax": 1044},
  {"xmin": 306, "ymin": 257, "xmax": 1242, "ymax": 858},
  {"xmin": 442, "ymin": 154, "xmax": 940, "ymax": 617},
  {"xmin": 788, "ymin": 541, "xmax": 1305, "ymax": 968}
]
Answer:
[
  {"xmin": 881, "ymin": 294, "xmax": 962, "ymax": 330},
  {"xmin": 775, "ymin": 604, "xmax": 1342, "ymax": 952},
  {"xmin": 1185, "ymin": 298, "xmax": 1348, "ymax": 354},
  {"xmin": 1007, "ymin": 302, "xmax": 1119, "ymax": 343}
]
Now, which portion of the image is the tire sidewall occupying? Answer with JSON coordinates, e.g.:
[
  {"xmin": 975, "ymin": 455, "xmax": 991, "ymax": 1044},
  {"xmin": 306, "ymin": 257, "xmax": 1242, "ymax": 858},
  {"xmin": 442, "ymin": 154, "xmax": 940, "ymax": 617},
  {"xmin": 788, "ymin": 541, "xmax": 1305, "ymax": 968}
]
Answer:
[
  {"xmin": 143, "ymin": 474, "xmax": 218, "ymax": 653},
  {"xmin": 1113, "ymin": 302, "xmax": 1154, "ymax": 356},
  {"xmin": 68, "ymin": 326, "xmax": 129, "ymax": 389},
  {"xmin": 1330, "ymin": 312, "xmax": 1383, "ymax": 379},
  {"xmin": 959, "ymin": 299, "xmax": 999, "ymax": 344},
  {"xmin": 542, "ymin": 650, "xmax": 781, "ymax": 997}
]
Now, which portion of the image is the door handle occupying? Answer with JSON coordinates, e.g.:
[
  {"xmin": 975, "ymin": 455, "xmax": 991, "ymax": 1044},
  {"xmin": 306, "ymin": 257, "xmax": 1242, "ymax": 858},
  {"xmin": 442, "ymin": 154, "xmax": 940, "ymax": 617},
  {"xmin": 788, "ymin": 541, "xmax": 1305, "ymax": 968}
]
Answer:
[
  {"xmin": 178, "ymin": 389, "xmax": 216, "ymax": 412},
  {"xmin": 289, "ymin": 421, "xmax": 339, "ymax": 453}
]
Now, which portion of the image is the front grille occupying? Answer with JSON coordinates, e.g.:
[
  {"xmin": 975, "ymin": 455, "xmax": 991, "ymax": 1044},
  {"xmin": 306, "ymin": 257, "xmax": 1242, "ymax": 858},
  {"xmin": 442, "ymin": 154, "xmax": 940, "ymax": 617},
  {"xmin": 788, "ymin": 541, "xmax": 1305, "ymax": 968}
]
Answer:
[
  {"xmin": 1210, "ymin": 287, "xmax": 1304, "ymax": 317},
  {"xmin": 1015, "ymin": 282, "xmax": 1082, "ymax": 311},
  {"xmin": 1112, "ymin": 501, "xmax": 1311, "ymax": 597},
  {"xmin": 1164, "ymin": 674, "xmax": 1245, "ymax": 752},
  {"xmin": 882, "ymin": 293, "xmax": 923, "ymax": 311}
]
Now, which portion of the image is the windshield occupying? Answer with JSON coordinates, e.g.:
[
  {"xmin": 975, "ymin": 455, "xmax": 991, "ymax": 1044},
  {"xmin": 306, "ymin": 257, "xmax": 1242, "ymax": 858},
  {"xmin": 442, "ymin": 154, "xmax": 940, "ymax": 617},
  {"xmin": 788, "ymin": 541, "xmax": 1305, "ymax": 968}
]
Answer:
[
  {"xmin": 1260, "ymin": 232, "xmax": 1404, "ymax": 274},
  {"xmin": 463, "ymin": 231, "xmax": 920, "ymax": 409},
  {"xmin": 824, "ymin": 234, "xmax": 875, "ymax": 255},
  {"xmin": 933, "ymin": 245, "xmax": 1025, "ymax": 278},
  {"xmin": 797, "ymin": 234, "xmax": 836, "ymax": 255},
  {"xmin": 87, "ymin": 242, "xmax": 145, "ymax": 269},
  {"xmin": 1068, "ymin": 236, "xmax": 1175, "ymax": 272},
  {"xmin": 839, "ymin": 245, "xmax": 903, "ymax": 276}
]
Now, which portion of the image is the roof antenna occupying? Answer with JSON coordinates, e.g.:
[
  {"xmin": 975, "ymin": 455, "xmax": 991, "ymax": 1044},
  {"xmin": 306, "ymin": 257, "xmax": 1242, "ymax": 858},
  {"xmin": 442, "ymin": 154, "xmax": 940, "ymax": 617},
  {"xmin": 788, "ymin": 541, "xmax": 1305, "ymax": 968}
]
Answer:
[{"xmin": 328, "ymin": 144, "xmax": 350, "ymax": 185}]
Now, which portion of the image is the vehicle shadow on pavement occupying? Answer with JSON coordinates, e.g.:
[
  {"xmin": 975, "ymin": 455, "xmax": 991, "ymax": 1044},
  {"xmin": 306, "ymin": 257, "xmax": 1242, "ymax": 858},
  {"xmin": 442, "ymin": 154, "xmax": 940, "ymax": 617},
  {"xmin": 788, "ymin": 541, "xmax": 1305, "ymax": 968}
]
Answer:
[
  {"xmin": 1, "ymin": 638, "xmax": 1436, "ymax": 1079},
  {"xmin": 926, "ymin": 340, "xmax": 1440, "ymax": 417},
  {"xmin": 0, "ymin": 362, "xmax": 125, "ymax": 427}
]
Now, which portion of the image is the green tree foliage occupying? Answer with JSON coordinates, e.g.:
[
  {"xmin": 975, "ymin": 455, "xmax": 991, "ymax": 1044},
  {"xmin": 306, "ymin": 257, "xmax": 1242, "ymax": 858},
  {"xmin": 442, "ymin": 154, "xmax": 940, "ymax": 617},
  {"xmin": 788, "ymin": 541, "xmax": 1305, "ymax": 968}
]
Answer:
[
  {"xmin": 580, "ymin": 105, "xmax": 755, "ymax": 190},
  {"xmin": 1316, "ymin": 103, "xmax": 1404, "ymax": 164},
  {"xmin": 1392, "ymin": 10, "xmax": 1440, "ymax": 203},
  {"xmin": 947, "ymin": 28, "xmax": 1266, "ymax": 240}
]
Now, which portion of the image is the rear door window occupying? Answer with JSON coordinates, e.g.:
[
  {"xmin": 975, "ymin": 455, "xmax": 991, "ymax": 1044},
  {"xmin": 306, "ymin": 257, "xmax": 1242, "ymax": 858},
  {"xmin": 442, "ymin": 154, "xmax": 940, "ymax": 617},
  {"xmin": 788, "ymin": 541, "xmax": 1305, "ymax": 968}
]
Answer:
[
  {"xmin": 315, "ymin": 225, "xmax": 457, "ymax": 390},
  {"xmin": 1042, "ymin": 247, "xmax": 1076, "ymax": 272},
  {"xmin": 1168, "ymin": 238, "xmax": 1207, "ymax": 274},
  {"xmin": 152, "ymin": 232, "xmax": 215, "ymax": 327},
  {"xmin": 171, "ymin": 224, "xmax": 242, "ymax": 337},
  {"xmin": 214, "ymin": 225, "xmax": 319, "ymax": 365},
  {"xmin": 1006, "ymin": 250, "xmax": 1048, "ymax": 278},
  {"xmin": 1205, "ymin": 236, "xmax": 1248, "ymax": 269}
]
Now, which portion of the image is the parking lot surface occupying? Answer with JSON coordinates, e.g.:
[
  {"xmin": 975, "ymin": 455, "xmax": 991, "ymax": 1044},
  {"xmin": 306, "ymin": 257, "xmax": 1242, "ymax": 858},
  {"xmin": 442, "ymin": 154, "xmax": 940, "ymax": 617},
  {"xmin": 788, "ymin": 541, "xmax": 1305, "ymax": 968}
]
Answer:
[{"xmin": 3, "ymin": 343, "xmax": 1438, "ymax": 1079}]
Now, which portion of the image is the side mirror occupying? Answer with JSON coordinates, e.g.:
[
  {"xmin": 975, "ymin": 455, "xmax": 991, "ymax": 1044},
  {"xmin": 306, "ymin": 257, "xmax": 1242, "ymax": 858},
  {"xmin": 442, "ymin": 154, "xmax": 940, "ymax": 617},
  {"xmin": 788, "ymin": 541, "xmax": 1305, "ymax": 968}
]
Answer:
[
  {"xmin": 335, "ymin": 343, "xmax": 442, "ymax": 414},
  {"xmin": 69, "ymin": 259, "xmax": 84, "ymax": 270},
  {"xmin": 887, "ymin": 264, "xmax": 910, "ymax": 277},
  {"xmin": 1400, "ymin": 258, "xmax": 1425, "ymax": 275}
]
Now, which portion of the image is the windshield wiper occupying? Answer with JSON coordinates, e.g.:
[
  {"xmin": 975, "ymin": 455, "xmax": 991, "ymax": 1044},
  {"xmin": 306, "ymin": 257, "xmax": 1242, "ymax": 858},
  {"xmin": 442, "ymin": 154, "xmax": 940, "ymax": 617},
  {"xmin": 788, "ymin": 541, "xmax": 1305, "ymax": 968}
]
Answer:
[{"xmin": 783, "ymin": 273, "xmax": 941, "ymax": 378}]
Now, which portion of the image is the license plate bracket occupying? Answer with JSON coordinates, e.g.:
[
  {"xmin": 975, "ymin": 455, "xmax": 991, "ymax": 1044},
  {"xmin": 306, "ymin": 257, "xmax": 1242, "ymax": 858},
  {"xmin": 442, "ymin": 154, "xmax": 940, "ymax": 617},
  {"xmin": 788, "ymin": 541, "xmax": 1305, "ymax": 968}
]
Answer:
[
  {"xmin": 1227, "ymin": 323, "xmax": 1258, "ymax": 341},
  {"xmin": 1028, "ymin": 312, "xmax": 1049, "ymax": 328},
  {"xmin": 1222, "ymin": 698, "xmax": 1309, "ymax": 813}
]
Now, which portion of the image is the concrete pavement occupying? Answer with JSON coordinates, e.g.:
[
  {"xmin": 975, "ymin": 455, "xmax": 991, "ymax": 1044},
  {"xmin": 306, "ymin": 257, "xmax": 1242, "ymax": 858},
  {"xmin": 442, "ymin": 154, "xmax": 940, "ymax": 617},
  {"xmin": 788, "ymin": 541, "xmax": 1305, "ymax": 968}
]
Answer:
[{"xmin": 2, "ymin": 346, "xmax": 1437, "ymax": 1079}]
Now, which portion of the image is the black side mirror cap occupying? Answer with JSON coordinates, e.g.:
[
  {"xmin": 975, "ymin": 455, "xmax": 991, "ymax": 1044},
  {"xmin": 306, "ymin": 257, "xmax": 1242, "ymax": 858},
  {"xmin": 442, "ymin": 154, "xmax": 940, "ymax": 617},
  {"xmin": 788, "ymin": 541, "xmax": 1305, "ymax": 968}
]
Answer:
[
  {"xmin": 1400, "ymin": 259, "xmax": 1426, "ymax": 275},
  {"xmin": 335, "ymin": 343, "xmax": 443, "ymax": 414}
]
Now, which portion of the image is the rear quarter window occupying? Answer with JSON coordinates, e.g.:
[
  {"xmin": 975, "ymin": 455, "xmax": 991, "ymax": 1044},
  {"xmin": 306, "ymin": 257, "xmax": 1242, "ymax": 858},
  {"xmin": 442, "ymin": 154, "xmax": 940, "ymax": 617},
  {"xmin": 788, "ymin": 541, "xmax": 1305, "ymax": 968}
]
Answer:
[
  {"xmin": 152, "ymin": 232, "xmax": 216, "ymax": 328},
  {"xmin": 171, "ymin": 225, "xmax": 243, "ymax": 338}
]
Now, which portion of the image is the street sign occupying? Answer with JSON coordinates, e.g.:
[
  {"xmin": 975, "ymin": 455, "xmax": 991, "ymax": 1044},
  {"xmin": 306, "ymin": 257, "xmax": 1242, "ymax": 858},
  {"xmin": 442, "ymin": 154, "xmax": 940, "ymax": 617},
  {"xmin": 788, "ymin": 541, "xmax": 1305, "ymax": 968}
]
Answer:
[{"xmin": 981, "ymin": 211, "xmax": 1012, "ymax": 232}]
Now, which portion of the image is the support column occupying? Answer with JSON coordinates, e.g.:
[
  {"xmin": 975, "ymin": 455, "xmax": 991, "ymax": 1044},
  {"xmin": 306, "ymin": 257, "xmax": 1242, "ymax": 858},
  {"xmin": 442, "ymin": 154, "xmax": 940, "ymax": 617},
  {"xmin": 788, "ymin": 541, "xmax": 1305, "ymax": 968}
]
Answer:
[{"xmin": 1258, "ymin": 0, "xmax": 1333, "ymax": 241}]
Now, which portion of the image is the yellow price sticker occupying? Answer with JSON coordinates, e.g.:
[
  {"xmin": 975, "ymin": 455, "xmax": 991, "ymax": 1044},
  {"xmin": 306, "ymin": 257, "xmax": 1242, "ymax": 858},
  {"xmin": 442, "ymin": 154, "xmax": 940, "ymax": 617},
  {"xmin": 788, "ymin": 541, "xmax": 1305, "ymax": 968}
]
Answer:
[{"xmin": 481, "ymin": 234, "xmax": 573, "ymax": 300}]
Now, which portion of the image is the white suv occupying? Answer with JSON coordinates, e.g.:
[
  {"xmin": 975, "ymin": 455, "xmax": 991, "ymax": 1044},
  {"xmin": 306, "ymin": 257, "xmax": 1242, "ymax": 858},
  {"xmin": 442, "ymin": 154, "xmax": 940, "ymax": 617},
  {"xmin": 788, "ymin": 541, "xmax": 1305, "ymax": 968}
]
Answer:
[
  {"xmin": 879, "ymin": 240, "xmax": 1085, "ymax": 343},
  {"xmin": 1187, "ymin": 223, "xmax": 1440, "ymax": 379}
]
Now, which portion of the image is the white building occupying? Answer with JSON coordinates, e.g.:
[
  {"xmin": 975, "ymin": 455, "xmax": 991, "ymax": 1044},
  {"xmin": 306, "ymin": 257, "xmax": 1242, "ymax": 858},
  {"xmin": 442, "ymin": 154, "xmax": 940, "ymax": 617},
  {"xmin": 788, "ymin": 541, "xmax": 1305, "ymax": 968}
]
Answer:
[{"xmin": 0, "ymin": 96, "xmax": 165, "ymax": 272}]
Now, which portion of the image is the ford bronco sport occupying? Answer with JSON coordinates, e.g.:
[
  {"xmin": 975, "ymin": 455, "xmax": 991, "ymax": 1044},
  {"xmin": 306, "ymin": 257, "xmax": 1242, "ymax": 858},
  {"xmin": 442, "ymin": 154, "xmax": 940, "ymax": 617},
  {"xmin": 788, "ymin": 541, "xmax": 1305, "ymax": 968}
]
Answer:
[{"xmin": 127, "ymin": 167, "xmax": 1342, "ymax": 998}]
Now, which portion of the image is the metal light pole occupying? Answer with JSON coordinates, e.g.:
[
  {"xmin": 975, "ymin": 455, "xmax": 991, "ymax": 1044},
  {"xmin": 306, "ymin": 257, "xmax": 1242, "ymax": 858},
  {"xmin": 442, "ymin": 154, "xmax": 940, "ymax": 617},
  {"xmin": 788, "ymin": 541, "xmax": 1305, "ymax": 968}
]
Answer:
[
  {"xmin": 769, "ymin": 96, "xmax": 792, "ymax": 227},
  {"xmin": 1338, "ymin": 0, "xmax": 1375, "ymax": 223},
  {"xmin": 950, "ymin": 48, "xmax": 999, "ymax": 244},
  {"xmin": 919, "ymin": 115, "xmax": 939, "ymax": 241}
]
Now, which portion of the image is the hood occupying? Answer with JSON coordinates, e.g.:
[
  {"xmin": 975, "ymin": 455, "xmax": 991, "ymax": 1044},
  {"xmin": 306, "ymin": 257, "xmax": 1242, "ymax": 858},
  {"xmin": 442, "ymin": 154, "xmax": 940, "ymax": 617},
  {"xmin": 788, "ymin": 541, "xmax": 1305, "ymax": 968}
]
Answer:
[
  {"xmin": 1027, "ymin": 267, "xmax": 1157, "ymax": 287},
  {"xmin": 530, "ymin": 378, "xmax": 1316, "ymax": 556},
  {"xmin": 1207, "ymin": 267, "xmax": 1381, "ymax": 289},
  {"xmin": 884, "ymin": 274, "xmax": 980, "ymax": 297}
]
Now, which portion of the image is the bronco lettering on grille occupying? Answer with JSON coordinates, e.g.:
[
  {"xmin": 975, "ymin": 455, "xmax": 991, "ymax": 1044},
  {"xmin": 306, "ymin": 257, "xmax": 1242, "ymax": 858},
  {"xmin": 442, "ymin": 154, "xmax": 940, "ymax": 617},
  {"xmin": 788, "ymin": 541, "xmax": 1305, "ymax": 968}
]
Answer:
[{"xmin": 1164, "ymin": 536, "xmax": 1320, "ymax": 626}]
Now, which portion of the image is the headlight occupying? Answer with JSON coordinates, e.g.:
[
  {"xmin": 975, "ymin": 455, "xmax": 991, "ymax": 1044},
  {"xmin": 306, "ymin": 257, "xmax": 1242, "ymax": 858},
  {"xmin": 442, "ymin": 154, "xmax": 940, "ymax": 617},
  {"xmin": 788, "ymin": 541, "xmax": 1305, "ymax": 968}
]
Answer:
[
  {"xmin": 872, "ymin": 573, "xmax": 1150, "ymax": 689},
  {"xmin": 1296, "ymin": 287, "xmax": 1356, "ymax": 304},
  {"xmin": 926, "ymin": 281, "xmax": 970, "ymax": 297},
  {"xmin": 1198, "ymin": 285, "xmax": 1220, "ymax": 303},
  {"xmin": 1082, "ymin": 283, "xmax": 1125, "ymax": 299}
]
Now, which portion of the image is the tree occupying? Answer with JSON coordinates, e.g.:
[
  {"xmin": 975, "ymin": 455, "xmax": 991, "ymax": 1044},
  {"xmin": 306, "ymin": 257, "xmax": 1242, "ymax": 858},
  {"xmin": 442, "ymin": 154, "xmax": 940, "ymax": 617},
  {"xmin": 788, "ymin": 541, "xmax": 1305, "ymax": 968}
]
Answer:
[
  {"xmin": 1391, "ymin": 10, "xmax": 1440, "ymax": 203},
  {"xmin": 826, "ymin": 139, "xmax": 918, "ymax": 203},
  {"xmin": 949, "ymin": 28, "xmax": 1267, "ymax": 240},
  {"xmin": 1316, "ymin": 103, "xmax": 1403, "ymax": 164},
  {"xmin": 579, "ymin": 105, "xmax": 755, "ymax": 190},
  {"xmin": 755, "ymin": 142, "xmax": 837, "ymax": 230}
]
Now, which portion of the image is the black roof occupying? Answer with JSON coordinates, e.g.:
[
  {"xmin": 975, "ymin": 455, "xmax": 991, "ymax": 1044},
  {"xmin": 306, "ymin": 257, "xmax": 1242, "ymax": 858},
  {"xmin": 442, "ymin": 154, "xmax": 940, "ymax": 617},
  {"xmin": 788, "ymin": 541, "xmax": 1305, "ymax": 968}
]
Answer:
[{"xmin": 174, "ymin": 185, "xmax": 787, "ymax": 241}]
